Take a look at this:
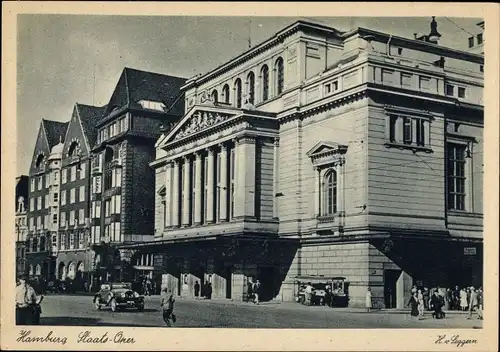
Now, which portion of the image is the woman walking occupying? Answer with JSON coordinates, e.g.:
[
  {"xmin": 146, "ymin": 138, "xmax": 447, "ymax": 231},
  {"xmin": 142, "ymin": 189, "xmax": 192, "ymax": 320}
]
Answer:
[
  {"xmin": 417, "ymin": 289, "xmax": 425, "ymax": 318},
  {"xmin": 460, "ymin": 288, "xmax": 468, "ymax": 311},
  {"xmin": 365, "ymin": 287, "xmax": 372, "ymax": 312}
]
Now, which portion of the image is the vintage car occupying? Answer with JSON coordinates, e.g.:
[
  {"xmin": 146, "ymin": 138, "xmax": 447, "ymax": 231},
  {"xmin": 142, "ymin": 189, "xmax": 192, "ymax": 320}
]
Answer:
[
  {"xmin": 295, "ymin": 276, "xmax": 349, "ymax": 307},
  {"xmin": 93, "ymin": 282, "xmax": 145, "ymax": 312}
]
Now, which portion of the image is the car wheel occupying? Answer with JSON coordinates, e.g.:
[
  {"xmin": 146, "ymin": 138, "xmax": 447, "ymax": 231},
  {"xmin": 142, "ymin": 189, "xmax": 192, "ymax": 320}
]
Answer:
[
  {"xmin": 110, "ymin": 298, "xmax": 117, "ymax": 312},
  {"xmin": 94, "ymin": 297, "xmax": 101, "ymax": 310},
  {"xmin": 137, "ymin": 304, "xmax": 144, "ymax": 312}
]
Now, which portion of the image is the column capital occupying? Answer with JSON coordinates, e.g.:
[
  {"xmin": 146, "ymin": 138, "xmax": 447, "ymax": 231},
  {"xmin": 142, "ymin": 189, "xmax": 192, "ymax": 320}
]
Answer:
[
  {"xmin": 219, "ymin": 142, "xmax": 229, "ymax": 151},
  {"xmin": 273, "ymin": 137, "xmax": 280, "ymax": 147},
  {"xmin": 235, "ymin": 135, "xmax": 256, "ymax": 145}
]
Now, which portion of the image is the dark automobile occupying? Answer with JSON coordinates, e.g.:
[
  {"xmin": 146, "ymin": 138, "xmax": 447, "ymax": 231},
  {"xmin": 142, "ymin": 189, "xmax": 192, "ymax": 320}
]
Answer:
[
  {"xmin": 93, "ymin": 282, "xmax": 145, "ymax": 312},
  {"xmin": 295, "ymin": 276, "xmax": 349, "ymax": 307}
]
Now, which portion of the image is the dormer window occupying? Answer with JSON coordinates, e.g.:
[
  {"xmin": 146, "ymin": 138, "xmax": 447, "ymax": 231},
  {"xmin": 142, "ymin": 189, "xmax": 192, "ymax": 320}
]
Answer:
[
  {"xmin": 138, "ymin": 100, "xmax": 166, "ymax": 111},
  {"xmin": 68, "ymin": 141, "xmax": 79, "ymax": 157},
  {"xmin": 35, "ymin": 154, "xmax": 45, "ymax": 168}
]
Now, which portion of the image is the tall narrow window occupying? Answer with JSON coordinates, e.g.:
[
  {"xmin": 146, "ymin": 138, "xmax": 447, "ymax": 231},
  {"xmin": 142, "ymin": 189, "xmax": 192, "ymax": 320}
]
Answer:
[
  {"xmin": 234, "ymin": 79, "xmax": 242, "ymax": 108},
  {"xmin": 247, "ymin": 71, "xmax": 255, "ymax": 105},
  {"xmin": 222, "ymin": 84, "xmax": 230, "ymax": 104},
  {"xmin": 275, "ymin": 57, "xmax": 284, "ymax": 95},
  {"xmin": 416, "ymin": 119, "xmax": 425, "ymax": 146},
  {"xmin": 447, "ymin": 144, "xmax": 466, "ymax": 211},
  {"xmin": 261, "ymin": 65, "xmax": 269, "ymax": 102},
  {"xmin": 323, "ymin": 170, "xmax": 337, "ymax": 215},
  {"xmin": 389, "ymin": 115, "xmax": 397, "ymax": 142},
  {"xmin": 104, "ymin": 147, "xmax": 113, "ymax": 191},
  {"xmin": 211, "ymin": 89, "xmax": 218, "ymax": 104},
  {"xmin": 403, "ymin": 118, "xmax": 412, "ymax": 144}
]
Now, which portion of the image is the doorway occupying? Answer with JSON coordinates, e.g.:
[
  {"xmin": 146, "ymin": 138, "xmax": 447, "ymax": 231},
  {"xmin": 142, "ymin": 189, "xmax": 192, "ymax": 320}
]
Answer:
[
  {"xmin": 224, "ymin": 266, "xmax": 232, "ymax": 299},
  {"xmin": 384, "ymin": 269, "xmax": 401, "ymax": 309},
  {"xmin": 257, "ymin": 266, "xmax": 277, "ymax": 302}
]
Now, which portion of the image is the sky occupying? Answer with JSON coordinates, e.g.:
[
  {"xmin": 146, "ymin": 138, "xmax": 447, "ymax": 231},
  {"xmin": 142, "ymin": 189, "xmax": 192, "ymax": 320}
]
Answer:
[{"xmin": 16, "ymin": 15, "xmax": 483, "ymax": 175}]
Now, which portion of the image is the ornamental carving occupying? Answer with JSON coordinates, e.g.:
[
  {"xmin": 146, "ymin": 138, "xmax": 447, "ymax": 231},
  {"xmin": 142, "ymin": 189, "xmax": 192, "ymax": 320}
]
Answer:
[{"xmin": 174, "ymin": 111, "xmax": 234, "ymax": 140}]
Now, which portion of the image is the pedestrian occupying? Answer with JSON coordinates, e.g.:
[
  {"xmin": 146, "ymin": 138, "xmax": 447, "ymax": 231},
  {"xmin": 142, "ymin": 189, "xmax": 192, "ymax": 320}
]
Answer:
[
  {"xmin": 467, "ymin": 286, "xmax": 480, "ymax": 320},
  {"xmin": 430, "ymin": 290, "xmax": 445, "ymax": 319},
  {"xmin": 207, "ymin": 282, "xmax": 213, "ymax": 300},
  {"xmin": 16, "ymin": 274, "xmax": 43, "ymax": 325},
  {"xmin": 194, "ymin": 281, "xmax": 200, "ymax": 299},
  {"xmin": 460, "ymin": 288, "xmax": 468, "ymax": 311},
  {"xmin": 324, "ymin": 285, "xmax": 332, "ymax": 307},
  {"xmin": 411, "ymin": 285, "xmax": 417, "ymax": 294},
  {"xmin": 253, "ymin": 280, "xmax": 261, "ymax": 305},
  {"xmin": 453, "ymin": 285, "xmax": 460, "ymax": 310},
  {"xmin": 476, "ymin": 287, "xmax": 483, "ymax": 320},
  {"xmin": 423, "ymin": 288, "xmax": 429, "ymax": 311},
  {"xmin": 247, "ymin": 278, "xmax": 254, "ymax": 303},
  {"xmin": 304, "ymin": 282, "xmax": 313, "ymax": 306},
  {"xmin": 407, "ymin": 292, "xmax": 419, "ymax": 319},
  {"xmin": 417, "ymin": 289, "xmax": 425, "ymax": 318},
  {"xmin": 365, "ymin": 287, "xmax": 372, "ymax": 313},
  {"xmin": 160, "ymin": 288, "xmax": 176, "ymax": 327}
]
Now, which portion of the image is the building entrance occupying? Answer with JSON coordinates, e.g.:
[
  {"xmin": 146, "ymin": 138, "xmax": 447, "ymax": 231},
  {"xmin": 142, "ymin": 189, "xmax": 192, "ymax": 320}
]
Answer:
[
  {"xmin": 257, "ymin": 266, "xmax": 277, "ymax": 302},
  {"xmin": 384, "ymin": 269, "xmax": 400, "ymax": 309}
]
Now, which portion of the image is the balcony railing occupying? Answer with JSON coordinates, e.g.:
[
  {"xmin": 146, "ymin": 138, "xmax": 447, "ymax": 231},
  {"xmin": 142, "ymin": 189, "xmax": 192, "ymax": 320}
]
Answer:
[{"xmin": 317, "ymin": 214, "xmax": 336, "ymax": 224}]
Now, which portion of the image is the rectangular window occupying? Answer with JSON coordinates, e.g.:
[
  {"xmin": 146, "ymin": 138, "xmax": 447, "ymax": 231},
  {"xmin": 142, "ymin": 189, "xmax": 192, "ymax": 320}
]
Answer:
[
  {"xmin": 37, "ymin": 216, "xmax": 41, "ymax": 229},
  {"xmin": 61, "ymin": 190, "xmax": 66, "ymax": 205},
  {"xmin": 52, "ymin": 213, "xmax": 58, "ymax": 224},
  {"xmin": 480, "ymin": 65, "xmax": 484, "ymax": 73},
  {"xmin": 38, "ymin": 176, "xmax": 43, "ymax": 190},
  {"xmin": 45, "ymin": 174, "xmax": 50, "ymax": 188},
  {"xmin": 96, "ymin": 201, "xmax": 101, "ymax": 218},
  {"xmin": 71, "ymin": 166, "xmax": 77, "ymax": 182},
  {"xmin": 332, "ymin": 80, "xmax": 338, "ymax": 91},
  {"xmin": 446, "ymin": 84, "xmax": 454, "ymax": 96},
  {"xmin": 403, "ymin": 118, "xmax": 412, "ymax": 144},
  {"xmin": 458, "ymin": 87, "xmax": 466, "ymax": 98},
  {"xmin": 70, "ymin": 210, "xmax": 75, "ymax": 226},
  {"xmin": 115, "ymin": 195, "xmax": 121, "ymax": 214},
  {"xmin": 37, "ymin": 196, "xmax": 42, "ymax": 210},
  {"xmin": 110, "ymin": 196, "xmax": 116, "ymax": 215},
  {"xmin": 115, "ymin": 168, "xmax": 122, "ymax": 187},
  {"xmin": 477, "ymin": 33, "xmax": 483, "ymax": 45},
  {"xmin": 389, "ymin": 115, "xmax": 397, "ymax": 142},
  {"xmin": 115, "ymin": 222, "xmax": 121, "ymax": 242},
  {"xmin": 79, "ymin": 231, "xmax": 84, "ymax": 248},
  {"xmin": 96, "ymin": 176, "xmax": 102, "ymax": 193},
  {"xmin": 69, "ymin": 233, "xmax": 75, "ymax": 249},
  {"xmin": 468, "ymin": 36, "xmax": 474, "ymax": 48},
  {"xmin": 79, "ymin": 186, "xmax": 85, "ymax": 202},
  {"xmin": 60, "ymin": 233, "xmax": 66, "ymax": 250},
  {"xmin": 62, "ymin": 169, "xmax": 67, "ymax": 184},
  {"xmin": 29, "ymin": 218, "xmax": 34, "ymax": 231},
  {"xmin": 382, "ymin": 69, "xmax": 394, "ymax": 84},
  {"xmin": 416, "ymin": 119, "xmax": 425, "ymax": 146},
  {"xmin": 79, "ymin": 209, "xmax": 85, "ymax": 224},
  {"xmin": 79, "ymin": 163, "xmax": 86, "ymax": 179},
  {"xmin": 53, "ymin": 192, "xmax": 59, "ymax": 203},
  {"xmin": 30, "ymin": 179, "xmax": 35, "ymax": 192},
  {"xmin": 45, "ymin": 194, "xmax": 49, "ymax": 209},
  {"xmin": 60, "ymin": 212, "xmax": 66, "ymax": 228},
  {"xmin": 419, "ymin": 76, "xmax": 430, "ymax": 91},
  {"xmin": 324, "ymin": 84, "xmax": 331, "ymax": 95},
  {"xmin": 105, "ymin": 199, "xmax": 111, "ymax": 217},
  {"xmin": 44, "ymin": 215, "xmax": 49, "ymax": 229},
  {"xmin": 30, "ymin": 198, "xmax": 34, "ymax": 211},
  {"xmin": 70, "ymin": 188, "xmax": 76, "ymax": 204},
  {"xmin": 447, "ymin": 144, "xmax": 466, "ymax": 211}
]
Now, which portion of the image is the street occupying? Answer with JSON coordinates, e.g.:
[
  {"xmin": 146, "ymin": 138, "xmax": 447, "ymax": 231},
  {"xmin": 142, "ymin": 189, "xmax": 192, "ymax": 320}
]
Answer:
[{"xmin": 38, "ymin": 294, "xmax": 483, "ymax": 328}]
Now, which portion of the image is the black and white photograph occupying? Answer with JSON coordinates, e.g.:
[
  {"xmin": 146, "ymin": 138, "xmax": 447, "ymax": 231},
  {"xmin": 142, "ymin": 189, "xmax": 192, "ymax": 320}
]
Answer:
[{"xmin": 2, "ymin": 2, "xmax": 498, "ymax": 351}]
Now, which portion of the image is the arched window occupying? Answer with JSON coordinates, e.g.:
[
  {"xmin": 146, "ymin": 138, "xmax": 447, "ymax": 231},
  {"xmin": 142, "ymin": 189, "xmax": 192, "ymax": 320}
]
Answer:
[
  {"xmin": 68, "ymin": 141, "xmax": 79, "ymax": 157},
  {"xmin": 246, "ymin": 71, "xmax": 255, "ymax": 105},
  {"xmin": 260, "ymin": 65, "xmax": 269, "ymax": 102},
  {"xmin": 67, "ymin": 262, "xmax": 76, "ymax": 280},
  {"xmin": 222, "ymin": 84, "xmax": 230, "ymax": 104},
  {"xmin": 211, "ymin": 89, "xmax": 218, "ymax": 104},
  {"xmin": 234, "ymin": 79, "xmax": 242, "ymax": 108},
  {"xmin": 323, "ymin": 170, "xmax": 337, "ymax": 215},
  {"xmin": 275, "ymin": 57, "xmax": 284, "ymax": 95}
]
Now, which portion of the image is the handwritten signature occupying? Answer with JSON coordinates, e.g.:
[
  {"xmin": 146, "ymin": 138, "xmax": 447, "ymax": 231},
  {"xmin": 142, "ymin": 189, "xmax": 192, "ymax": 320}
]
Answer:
[
  {"xmin": 17, "ymin": 330, "xmax": 135, "ymax": 345},
  {"xmin": 435, "ymin": 334, "xmax": 478, "ymax": 348}
]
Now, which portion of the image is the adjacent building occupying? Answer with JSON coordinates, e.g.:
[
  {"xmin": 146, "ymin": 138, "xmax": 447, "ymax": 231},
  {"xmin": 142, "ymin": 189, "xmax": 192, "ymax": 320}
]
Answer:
[
  {"xmin": 26, "ymin": 119, "xmax": 68, "ymax": 280},
  {"xmin": 89, "ymin": 68, "xmax": 187, "ymax": 284},
  {"xmin": 123, "ymin": 18, "xmax": 484, "ymax": 308},
  {"xmin": 15, "ymin": 175, "xmax": 29, "ymax": 278}
]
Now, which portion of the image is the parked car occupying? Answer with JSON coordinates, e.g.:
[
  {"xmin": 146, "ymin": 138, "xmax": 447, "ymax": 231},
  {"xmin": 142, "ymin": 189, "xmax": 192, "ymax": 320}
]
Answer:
[{"xmin": 93, "ymin": 282, "xmax": 145, "ymax": 312}]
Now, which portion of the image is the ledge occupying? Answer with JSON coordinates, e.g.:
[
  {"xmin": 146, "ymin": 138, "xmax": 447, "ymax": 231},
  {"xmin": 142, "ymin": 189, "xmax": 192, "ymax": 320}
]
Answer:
[{"xmin": 383, "ymin": 142, "xmax": 433, "ymax": 153}]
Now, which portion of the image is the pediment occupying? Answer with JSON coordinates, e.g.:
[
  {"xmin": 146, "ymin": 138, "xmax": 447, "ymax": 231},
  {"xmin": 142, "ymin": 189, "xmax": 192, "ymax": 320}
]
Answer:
[
  {"xmin": 306, "ymin": 141, "xmax": 348, "ymax": 157},
  {"xmin": 158, "ymin": 105, "xmax": 239, "ymax": 148}
]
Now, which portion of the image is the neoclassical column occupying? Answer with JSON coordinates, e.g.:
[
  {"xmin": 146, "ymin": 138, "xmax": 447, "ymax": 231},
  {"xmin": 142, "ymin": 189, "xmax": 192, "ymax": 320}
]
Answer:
[
  {"xmin": 164, "ymin": 162, "xmax": 172, "ymax": 228},
  {"xmin": 194, "ymin": 152, "xmax": 203, "ymax": 225},
  {"xmin": 171, "ymin": 159, "xmax": 180, "ymax": 227},
  {"xmin": 219, "ymin": 143, "xmax": 229, "ymax": 222},
  {"xmin": 314, "ymin": 166, "xmax": 321, "ymax": 217},
  {"xmin": 206, "ymin": 148, "xmax": 215, "ymax": 224},
  {"xmin": 273, "ymin": 137, "xmax": 280, "ymax": 219},
  {"xmin": 234, "ymin": 136, "xmax": 256, "ymax": 218},
  {"xmin": 182, "ymin": 156, "xmax": 191, "ymax": 226}
]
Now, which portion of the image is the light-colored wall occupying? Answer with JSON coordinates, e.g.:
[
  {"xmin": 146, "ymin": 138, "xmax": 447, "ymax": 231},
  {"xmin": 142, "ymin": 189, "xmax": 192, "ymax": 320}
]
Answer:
[{"xmin": 154, "ymin": 167, "xmax": 166, "ymax": 237}]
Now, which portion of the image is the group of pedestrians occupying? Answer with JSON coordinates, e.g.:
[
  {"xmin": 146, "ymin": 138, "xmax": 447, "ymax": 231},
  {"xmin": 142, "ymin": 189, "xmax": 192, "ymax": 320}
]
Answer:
[
  {"xmin": 194, "ymin": 280, "xmax": 213, "ymax": 299},
  {"xmin": 406, "ymin": 285, "xmax": 483, "ymax": 320},
  {"xmin": 247, "ymin": 279, "xmax": 261, "ymax": 304}
]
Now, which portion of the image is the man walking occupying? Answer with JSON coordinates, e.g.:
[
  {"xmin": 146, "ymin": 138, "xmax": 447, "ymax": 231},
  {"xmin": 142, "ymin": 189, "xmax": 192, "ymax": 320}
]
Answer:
[
  {"xmin": 253, "ymin": 280, "xmax": 261, "ymax": 305},
  {"xmin": 16, "ymin": 274, "xmax": 42, "ymax": 325},
  {"xmin": 194, "ymin": 281, "xmax": 200, "ymax": 299},
  {"xmin": 160, "ymin": 288, "xmax": 177, "ymax": 327},
  {"xmin": 467, "ymin": 286, "xmax": 480, "ymax": 320}
]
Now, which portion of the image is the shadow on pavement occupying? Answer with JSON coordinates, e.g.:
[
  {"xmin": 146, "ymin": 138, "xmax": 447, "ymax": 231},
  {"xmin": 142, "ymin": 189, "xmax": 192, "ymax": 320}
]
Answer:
[{"xmin": 40, "ymin": 317, "xmax": 154, "ymax": 327}]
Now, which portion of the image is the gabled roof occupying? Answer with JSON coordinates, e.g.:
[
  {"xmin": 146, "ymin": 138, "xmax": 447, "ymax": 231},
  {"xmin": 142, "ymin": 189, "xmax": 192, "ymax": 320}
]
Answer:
[
  {"xmin": 99, "ymin": 67, "xmax": 187, "ymax": 125},
  {"xmin": 76, "ymin": 103, "xmax": 107, "ymax": 147},
  {"xmin": 42, "ymin": 119, "xmax": 69, "ymax": 149},
  {"xmin": 306, "ymin": 141, "xmax": 348, "ymax": 157}
]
